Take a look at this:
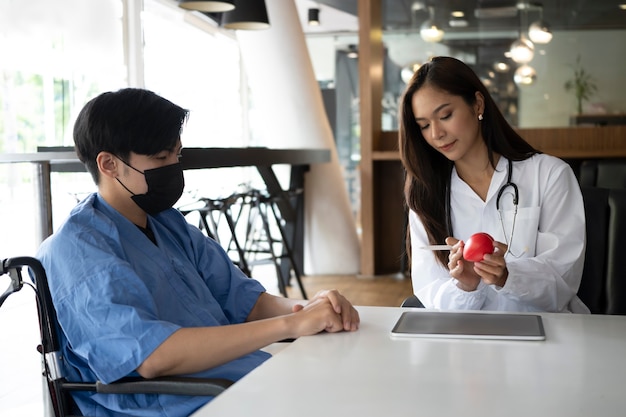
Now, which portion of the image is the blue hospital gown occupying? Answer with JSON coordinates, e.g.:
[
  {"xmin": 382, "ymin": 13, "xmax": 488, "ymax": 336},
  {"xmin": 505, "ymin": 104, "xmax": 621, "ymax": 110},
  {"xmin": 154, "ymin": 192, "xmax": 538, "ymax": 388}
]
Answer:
[{"xmin": 36, "ymin": 193, "xmax": 269, "ymax": 416}]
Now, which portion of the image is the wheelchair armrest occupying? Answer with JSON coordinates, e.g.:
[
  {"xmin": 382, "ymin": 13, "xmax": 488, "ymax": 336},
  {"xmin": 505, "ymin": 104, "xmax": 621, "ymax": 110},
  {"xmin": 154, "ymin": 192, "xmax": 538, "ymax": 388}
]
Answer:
[
  {"xmin": 95, "ymin": 376, "xmax": 234, "ymax": 396},
  {"xmin": 62, "ymin": 376, "xmax": 233, "ymax": 397}
]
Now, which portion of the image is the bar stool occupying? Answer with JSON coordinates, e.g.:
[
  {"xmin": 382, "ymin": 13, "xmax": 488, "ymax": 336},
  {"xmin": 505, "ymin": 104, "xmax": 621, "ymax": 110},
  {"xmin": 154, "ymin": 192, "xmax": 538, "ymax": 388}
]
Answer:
[
  {"xmin": 240, "ymin": 188, "xmax": 307, "ymax": 299},
  {"xmin": 178, "ymin": 193, "xmax": 252, "ymax": 277},
  {"xmin": 179, "ymin": 187, "xmax": 308, "ymax": 299}
]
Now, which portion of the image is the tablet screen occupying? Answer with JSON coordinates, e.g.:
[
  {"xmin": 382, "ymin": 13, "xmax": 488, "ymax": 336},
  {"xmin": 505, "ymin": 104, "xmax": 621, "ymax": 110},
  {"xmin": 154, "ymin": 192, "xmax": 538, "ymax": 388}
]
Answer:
[{"xmin": 391, "ymin": 311, "xmax": 546, "ymax": 341}]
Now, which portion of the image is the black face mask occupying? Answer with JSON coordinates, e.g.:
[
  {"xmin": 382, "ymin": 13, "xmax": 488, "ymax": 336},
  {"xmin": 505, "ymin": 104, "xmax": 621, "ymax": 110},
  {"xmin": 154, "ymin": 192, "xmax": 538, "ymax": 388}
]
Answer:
[{"xmin": 116, "ymin": 161, "xmax": 185, "ymax": 215}]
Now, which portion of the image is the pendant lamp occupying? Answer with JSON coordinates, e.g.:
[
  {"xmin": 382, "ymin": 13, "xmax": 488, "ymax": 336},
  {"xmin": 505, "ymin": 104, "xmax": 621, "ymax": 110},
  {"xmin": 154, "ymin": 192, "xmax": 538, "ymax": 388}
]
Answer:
[
  {"xmin": 508, "ymin": 3, "xmax": 535, "ymax": 64},
  {"xmin": 527, "ymin": 4, "xmax": 552, "ymax": 44},
  {"xmin": 509, "ymin": 36, "xmax": 534, "ymax": 64},
  {"xmin": 514, "ymin": 64, "xmax": 537, "ymax": 85},
  {"xmin": 222, "ymin": 0, "xmax": 270, "ymax": 30},
  {"xmin": 420, "ymin": 6, "xmax": 444, "ymax": 43},
  {"xmin": 178, "ymin": 0, "xmax": 235, "ymax": 12},
  {"xmin": 528, "ymin": 20, "xmax": 553, "ymax": 44},
  {"xmin": 401, "ymin": 62, "xmax": 422, "ymax": 84}
]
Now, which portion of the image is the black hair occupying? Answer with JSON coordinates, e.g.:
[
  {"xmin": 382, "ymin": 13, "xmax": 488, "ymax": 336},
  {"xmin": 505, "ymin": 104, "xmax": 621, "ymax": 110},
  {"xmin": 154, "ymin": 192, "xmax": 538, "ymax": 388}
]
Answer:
[
  {"xmin": 73, "ymin": 88, "xmax": 189, "ymax": 184},
  {"xmin": 398, "ymin": 56, "xmax": 539, "ymax": 267}
]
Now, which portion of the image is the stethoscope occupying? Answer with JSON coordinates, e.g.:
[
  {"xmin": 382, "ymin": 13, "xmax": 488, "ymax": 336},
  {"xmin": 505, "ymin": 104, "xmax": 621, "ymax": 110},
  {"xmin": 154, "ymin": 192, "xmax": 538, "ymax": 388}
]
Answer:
[
  {"xmin": 496, "ymin": 159, "xmax": 519, "ymax": 257},
  {"xmin": 496, "ymin": 159, "xmax": 518, "ymax": 212},
  {"xmin": 446, "ymin": 159, "xmax": 520, "ymax": 257}
]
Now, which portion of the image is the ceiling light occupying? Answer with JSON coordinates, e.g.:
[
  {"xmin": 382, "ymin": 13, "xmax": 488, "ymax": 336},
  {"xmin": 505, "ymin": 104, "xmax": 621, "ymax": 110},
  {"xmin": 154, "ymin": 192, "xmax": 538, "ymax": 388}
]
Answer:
[
  {"xmin": 514, "ymin": 64, "xmax": 537, "ymax": 85},
  {"xmin": 308, "ymin": 8, "xmax": 320, "ymax": 26},
  {"xmin": 493, "ymin": 61, "xmax": 510, "ymax": 72},
  {"xmin": 420, "ymin": 6, "xmax": 444, "ymax": 43},
  {"xmin": 222, "ymin": 0, "xmax": 270, "ymax": 30},
  {"xmin": 178, "ymin": 0, "xmax": 235, "ymax": 12},
  {"xmin": 451, "ymin": 11, "xmax": 465, "ymax": 18},
  {"xmin": 411, "ymin": 1, "xmax": 426, "ymax": 11},
  {"xmin": 509, "ymin": 37, "xmax": 534, "ymax": 64},
  {"xmin": 527, "ymin": 4, "xmax": 552, "ymax": 44},
  {"xmin": 528, "ymin": 20, "xmax": 553, "ymax": 44},
  {"xmin": 420, "ymin": 22, "xmax": 444, "ymax": 42},
  {"xmin": 449, "ymin": 17, "xmax": 468, "ymax": 27},
  {"xmin": 347, "ymin": 44, "xmax": 358, "ymax": 59},
  {"xmin": 401, "ymin": 62, "xmax": 422, "ymax": 83}
]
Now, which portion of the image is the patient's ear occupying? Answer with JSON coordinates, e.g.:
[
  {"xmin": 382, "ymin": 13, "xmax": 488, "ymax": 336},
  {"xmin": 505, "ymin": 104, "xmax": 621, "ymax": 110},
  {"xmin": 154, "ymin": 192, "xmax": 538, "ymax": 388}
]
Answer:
[{"xmin": 96, "ymin": 152, "xmax": 120, "ymax": 179}]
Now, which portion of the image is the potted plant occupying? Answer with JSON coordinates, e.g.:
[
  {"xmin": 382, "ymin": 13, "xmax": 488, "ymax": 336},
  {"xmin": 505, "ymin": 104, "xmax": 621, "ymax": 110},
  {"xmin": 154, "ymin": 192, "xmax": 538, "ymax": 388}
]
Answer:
[{"xmin": 564, "ymin": 55, "xmax": 598, "ymax": 115}]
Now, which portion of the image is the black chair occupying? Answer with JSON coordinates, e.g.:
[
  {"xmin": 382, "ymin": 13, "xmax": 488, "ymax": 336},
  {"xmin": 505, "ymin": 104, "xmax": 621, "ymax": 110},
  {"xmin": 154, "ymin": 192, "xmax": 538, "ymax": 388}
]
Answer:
[
  {"xmin": 579, "ymin": 187, "xmax": 626, "ymax": 314},
  {"xmin": 579, "ymin": 159, "xmax": 626, "ymax": 188},
  {"xmin": 400, "ymin": 294, "xmax": 425, "ymax": 308},
  {"xmin": 0, "ymin": 256, "xmax": 233, "ymax": 417}
]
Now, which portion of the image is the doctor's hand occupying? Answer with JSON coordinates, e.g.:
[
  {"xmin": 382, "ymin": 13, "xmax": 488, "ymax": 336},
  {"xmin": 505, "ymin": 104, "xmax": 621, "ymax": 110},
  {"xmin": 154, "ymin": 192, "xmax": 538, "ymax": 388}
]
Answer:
[
  {"xmin": 446, "ymin": 237, "xmax": 481, "ymax": 291},
  {"xmin": 473, "ymin": 241, "xmax": 509, "ymax": 288}
]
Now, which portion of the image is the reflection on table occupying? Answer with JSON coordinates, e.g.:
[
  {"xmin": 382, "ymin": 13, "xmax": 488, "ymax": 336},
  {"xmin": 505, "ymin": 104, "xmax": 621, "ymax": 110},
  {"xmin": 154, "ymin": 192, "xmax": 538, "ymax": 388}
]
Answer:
[{"xmin": 193, "ymin": 306, "xmax": 626, "ymax": 417}]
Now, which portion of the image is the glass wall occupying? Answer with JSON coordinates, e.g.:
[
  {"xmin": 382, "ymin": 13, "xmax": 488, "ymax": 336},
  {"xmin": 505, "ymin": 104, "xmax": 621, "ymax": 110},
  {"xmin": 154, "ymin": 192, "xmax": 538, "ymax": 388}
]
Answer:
[
  {"xmin": 305, "ymin": 35, "xmax": 362, "ymax": 216},
  {"xmin": 382, "ymin": 29, "xmax": 626, "ymax": 129},
  {"xmin": 0, "ymin": 0, "xmax": 125, "ymax": 258},
  {"xmin": 0, "ymin": 1, "xmax": 247, "ymax": 414},
  {"xmin": 142, "ymin": 0, "xmax": 260, "ymax": 202},
  {"xmin": 143, "ymin": 0, "xmax": 245, "ymax": 148},
  {"xmin": 303, "ymin": 20, "xmax": 626, "ymax": 217},
  {"xmin": 0, "ymin": 2, "xmax": 125, "ymax": 414}
]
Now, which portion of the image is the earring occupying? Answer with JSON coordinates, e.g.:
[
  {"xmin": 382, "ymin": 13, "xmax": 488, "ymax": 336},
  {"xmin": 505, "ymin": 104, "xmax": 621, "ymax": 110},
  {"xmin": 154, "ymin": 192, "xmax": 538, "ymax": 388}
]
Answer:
[{"xmin": 478, "ymin": 114, "xmax": 483, "ymax": 121}]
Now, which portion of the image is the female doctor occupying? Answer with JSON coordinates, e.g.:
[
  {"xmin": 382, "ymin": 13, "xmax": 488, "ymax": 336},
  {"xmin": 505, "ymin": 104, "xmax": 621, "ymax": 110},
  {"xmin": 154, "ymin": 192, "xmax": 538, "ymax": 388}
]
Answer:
[{"xmin": 398, "ymin": 56, "xmax": 589, "ymax": 313}]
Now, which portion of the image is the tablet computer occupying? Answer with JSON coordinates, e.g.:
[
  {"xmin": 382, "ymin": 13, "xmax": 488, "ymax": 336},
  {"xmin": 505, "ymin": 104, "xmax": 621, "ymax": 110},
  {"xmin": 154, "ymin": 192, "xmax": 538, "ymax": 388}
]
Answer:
[{"xmin": 390, "ymin": 311, "xmax": 546, "ymax": 341}]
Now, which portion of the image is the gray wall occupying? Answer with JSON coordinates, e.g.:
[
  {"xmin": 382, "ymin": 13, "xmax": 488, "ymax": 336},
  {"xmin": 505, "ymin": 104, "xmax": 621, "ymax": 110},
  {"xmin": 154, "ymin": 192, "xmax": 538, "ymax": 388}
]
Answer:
[{"xmin": 518, "ymin": 29, "xmax": 626, "ymax": 127}]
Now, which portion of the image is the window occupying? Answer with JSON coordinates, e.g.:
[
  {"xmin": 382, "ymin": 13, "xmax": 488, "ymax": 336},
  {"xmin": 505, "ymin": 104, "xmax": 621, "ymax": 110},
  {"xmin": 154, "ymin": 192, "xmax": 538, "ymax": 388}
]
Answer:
[
  {"xmin": 143, "ymin": 0, "xmax": 245, "ymax": 148},
  {"xmin": 0, "ymin": 0, "xmax": 124, "ymax": 255},
  {"xmin": 143, "ymin": 0, "xmax": 260, "ymax": 199},
  {"xmin": 0, "ymin": 2, "xmax": 125, "ymax": 414}
]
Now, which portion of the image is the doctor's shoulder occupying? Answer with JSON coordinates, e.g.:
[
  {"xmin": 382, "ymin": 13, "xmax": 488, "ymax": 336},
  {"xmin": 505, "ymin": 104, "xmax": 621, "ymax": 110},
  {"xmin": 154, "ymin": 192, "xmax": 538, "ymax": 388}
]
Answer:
[{"xmin": 521, "ymin": 153, "xmax": 575, "ymax": 179}]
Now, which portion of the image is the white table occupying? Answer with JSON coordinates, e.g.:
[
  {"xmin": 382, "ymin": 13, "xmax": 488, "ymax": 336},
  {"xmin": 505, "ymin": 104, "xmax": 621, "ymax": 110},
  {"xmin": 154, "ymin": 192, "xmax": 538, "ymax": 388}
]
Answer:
[{"xmin": 193, "ymin": 306, "xmax": 626, "ymax": 417}]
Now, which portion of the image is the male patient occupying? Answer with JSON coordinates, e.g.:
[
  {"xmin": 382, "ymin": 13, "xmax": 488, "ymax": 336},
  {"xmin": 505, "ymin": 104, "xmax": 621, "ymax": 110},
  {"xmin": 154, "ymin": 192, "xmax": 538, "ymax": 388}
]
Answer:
[{"xmin": 36, "ymin": 88, "xmax": 359, "ymax": 416}]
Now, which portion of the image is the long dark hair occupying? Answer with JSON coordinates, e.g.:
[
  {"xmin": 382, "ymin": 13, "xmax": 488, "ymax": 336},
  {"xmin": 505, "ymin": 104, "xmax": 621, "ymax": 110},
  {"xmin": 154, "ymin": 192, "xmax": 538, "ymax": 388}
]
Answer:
[{"xmin": 398, "ymin": 56, "xmax": 539, "ymax": 267}]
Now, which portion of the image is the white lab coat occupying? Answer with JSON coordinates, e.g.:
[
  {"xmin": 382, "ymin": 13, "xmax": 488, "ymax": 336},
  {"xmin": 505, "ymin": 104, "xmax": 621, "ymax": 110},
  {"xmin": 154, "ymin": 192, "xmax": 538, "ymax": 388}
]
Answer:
[{"xmin": 409, "ymin": 154, "xmax": 590, "ymax": 313}]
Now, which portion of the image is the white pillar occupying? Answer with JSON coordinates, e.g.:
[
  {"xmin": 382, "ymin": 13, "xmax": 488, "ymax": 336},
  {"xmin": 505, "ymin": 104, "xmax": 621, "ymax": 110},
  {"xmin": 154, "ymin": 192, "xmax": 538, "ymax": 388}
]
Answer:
[{"xmin": 234, "ymin": 0, "xmax": 360, "ymax": 274}]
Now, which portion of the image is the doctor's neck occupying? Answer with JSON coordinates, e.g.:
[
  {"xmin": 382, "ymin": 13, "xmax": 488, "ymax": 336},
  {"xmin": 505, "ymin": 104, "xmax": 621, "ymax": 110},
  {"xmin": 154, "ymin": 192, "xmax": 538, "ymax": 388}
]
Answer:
[{"xmin": 455, "ymin": 151, "xmax": 500, "ymax": 184}]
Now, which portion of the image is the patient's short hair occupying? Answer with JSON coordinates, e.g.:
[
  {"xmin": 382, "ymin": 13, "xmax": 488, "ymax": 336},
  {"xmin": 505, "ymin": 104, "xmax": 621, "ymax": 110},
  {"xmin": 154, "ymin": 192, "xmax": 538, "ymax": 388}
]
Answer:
[{"xmin": 73, "ymin": 88, "xmax": 189, "ymax": 183}]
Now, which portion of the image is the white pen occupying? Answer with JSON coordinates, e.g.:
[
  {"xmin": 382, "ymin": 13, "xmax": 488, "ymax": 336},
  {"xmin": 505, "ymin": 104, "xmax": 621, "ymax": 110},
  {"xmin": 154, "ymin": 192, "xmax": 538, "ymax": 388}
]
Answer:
[{"xmin": 419, "ymin": 245, "xmax": 453, "ymax": 251}]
